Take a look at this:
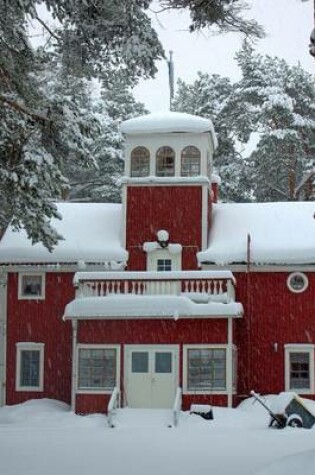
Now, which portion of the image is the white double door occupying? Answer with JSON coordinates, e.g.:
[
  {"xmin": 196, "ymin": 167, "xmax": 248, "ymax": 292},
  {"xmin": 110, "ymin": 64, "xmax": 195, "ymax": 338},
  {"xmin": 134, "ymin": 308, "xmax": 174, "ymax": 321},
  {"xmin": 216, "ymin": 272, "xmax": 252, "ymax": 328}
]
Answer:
[{"xmin": 125, "ymin": 345, "xmax": 179, "ymax": 409}]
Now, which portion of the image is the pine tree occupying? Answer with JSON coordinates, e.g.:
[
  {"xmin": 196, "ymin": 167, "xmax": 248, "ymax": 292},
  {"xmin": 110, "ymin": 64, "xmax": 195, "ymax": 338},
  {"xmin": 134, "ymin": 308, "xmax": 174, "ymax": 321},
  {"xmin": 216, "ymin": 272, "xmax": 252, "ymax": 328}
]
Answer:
[
  {"xmin": 0, "ymin": 0, "xmax": 262, "ymax": 248},
  {"xmin": 173, "ymin": 73, "xmax": 251, "ymax": 202},
  {"xmin": 232, "ymin": 42, "xmax": 315, "ymax": 201}
]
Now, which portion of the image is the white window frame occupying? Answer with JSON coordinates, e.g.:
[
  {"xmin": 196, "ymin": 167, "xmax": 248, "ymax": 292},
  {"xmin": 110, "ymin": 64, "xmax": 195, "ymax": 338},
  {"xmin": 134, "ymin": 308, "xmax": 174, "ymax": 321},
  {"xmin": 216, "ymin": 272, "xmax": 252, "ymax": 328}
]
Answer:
[
  {"xmin": 18, "ymin": 272, "xmax": 45, "ymax": 300},
  {"xmin": 181, "ymin": 145, "xmax": 201, "ymax": 177},
  {"xmin": 285, "ymin": 344, "xmax": 315, "ymax": 394},
  {"xmin": 183, "ymin": 344, "xmax": 229, "ymax": 395},
  {"xmin": 76, "ymin": 344, "xmax": 120, "ymax": 394},
  {"xmin": 16, "ymin": 342, "xmax": 44, "ymax": 392},
  {"xmin": 156, "ymin": 146, "xmax": 175, "ymax": 177},
  {"xmin": 287, "ymin": 272, "xmax": 309, "ymax": 294},
  {"xmin": 130, "ymin": 146, "xmax": 150, "ymax": 177}
]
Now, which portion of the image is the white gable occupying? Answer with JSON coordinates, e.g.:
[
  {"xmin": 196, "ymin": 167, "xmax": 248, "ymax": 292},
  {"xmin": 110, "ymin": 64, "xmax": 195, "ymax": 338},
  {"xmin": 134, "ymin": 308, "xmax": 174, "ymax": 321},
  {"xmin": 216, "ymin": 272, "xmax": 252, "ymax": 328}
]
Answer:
[
  {"xmin": 0, "ymin": 202, "xmax": 128, "ymax": 265},
  {"xmin": 198, "ymin": 202, "xmax": 315, "ymax": 265}
]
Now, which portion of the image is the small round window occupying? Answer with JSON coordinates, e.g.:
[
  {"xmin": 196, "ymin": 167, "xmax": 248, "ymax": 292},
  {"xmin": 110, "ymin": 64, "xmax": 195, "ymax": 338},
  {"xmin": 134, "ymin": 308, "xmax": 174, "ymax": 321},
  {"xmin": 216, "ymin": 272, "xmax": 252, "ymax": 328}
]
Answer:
[{"xmin": 287, "ymin": 272, "xmax": 308, "ymax": 293}]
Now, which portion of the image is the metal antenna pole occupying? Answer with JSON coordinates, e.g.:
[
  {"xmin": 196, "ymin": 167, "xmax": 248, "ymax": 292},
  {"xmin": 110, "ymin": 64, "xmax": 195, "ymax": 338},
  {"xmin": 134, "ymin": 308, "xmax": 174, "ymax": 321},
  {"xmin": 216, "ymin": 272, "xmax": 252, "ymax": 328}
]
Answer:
[
  {"xmin": 167, "ymin": 50, "xmax": 174, "ymax": 110},
  {"xmin": 309, "ymin": 0, "xmax": 315, "ymax": 57}
]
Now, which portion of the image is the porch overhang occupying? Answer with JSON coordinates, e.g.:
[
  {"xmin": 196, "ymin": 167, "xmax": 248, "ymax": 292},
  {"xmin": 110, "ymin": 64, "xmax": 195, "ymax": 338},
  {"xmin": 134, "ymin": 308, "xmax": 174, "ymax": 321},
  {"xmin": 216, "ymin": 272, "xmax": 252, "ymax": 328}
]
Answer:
[{"xmin": 63, "ymin": 295, "xmax": 243, "ymax": 321}]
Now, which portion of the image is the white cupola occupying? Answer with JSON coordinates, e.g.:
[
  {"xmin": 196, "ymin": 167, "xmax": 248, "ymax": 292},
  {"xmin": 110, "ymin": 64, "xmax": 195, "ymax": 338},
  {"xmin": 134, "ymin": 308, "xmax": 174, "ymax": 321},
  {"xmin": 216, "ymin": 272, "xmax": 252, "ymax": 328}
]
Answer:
[{"xmin": 121, "ymin": 111, "xmax": 217, "ymax": 179}]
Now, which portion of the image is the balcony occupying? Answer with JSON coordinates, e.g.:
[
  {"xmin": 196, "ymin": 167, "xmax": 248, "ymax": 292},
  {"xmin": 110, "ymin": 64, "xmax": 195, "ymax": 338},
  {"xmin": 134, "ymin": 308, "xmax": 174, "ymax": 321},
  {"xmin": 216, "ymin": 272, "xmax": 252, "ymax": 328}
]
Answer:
[{"xmin": 74, "ymin": 270, "xmax": 236, "ymax": 304}]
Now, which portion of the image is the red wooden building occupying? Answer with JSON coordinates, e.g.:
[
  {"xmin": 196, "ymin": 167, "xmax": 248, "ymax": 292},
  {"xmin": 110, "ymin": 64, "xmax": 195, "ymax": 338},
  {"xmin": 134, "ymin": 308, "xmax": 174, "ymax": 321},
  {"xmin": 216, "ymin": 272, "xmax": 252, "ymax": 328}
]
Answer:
[{"xmin": 0, "ymin": 111, "xmax": 315, "ymax": 414}]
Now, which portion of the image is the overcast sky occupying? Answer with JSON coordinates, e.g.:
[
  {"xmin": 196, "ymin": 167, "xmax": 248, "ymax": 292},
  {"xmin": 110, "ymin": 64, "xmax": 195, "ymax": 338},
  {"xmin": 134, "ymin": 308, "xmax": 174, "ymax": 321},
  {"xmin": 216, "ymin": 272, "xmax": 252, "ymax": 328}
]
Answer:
[{"xmin": 135, "ymin": 0, "xmax": 314, "ymax": 112}]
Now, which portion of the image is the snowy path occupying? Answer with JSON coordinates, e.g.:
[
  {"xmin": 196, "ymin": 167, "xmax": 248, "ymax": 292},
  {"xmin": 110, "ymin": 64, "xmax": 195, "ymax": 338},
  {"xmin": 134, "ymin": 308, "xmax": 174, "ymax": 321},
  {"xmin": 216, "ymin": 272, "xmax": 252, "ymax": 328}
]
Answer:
[
  {"xmin": 113, "ymin": 408, "xmax": 173, "ymax": 428},
  {"xmin": 1, "ymin": 399, "xmax": 315, "ymax": 475}
]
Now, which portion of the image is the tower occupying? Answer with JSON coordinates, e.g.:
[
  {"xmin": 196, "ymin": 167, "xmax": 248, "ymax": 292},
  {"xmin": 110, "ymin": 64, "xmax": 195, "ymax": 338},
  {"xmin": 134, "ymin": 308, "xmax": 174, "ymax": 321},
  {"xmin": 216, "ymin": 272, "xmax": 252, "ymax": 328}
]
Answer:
[{"xmin": 121, "ymin": 111, "xmax": 217, "ymax": 271}]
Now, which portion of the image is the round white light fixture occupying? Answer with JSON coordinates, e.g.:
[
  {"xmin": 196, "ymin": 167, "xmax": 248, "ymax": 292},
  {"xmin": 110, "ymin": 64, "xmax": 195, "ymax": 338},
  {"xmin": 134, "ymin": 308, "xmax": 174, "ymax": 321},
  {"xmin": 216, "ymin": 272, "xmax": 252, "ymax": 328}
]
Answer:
[{"xmin": 157, "ymin": 229, "xmax": 169, "ymax": 247}]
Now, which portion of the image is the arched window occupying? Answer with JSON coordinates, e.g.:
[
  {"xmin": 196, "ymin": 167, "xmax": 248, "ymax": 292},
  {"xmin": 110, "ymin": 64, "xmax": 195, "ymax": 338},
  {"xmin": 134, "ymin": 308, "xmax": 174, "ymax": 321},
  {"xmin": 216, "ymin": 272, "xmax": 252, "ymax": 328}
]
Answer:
[
  {"xmin": 130, "ymin": 147, "xmax": 150, "ymax": 177},
  {"xmin": 181, "ymin": 146, "xmax": 201, "ymax": 176},
  {"xmin": 156, "ymin": 146, "xmax": 175, "ymax": 177}
]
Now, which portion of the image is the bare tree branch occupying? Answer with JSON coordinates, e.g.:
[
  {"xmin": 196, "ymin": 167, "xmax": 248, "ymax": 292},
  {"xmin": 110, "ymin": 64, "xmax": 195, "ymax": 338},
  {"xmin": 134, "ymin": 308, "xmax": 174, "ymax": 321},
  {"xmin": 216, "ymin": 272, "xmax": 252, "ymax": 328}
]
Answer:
[
  {"xmin": 34, "ymin": 15, "xmax": 60, "ymax": 41},
  {"xmin": 0, "ymin": 95, "xmax": 53, "ymax": 123}
]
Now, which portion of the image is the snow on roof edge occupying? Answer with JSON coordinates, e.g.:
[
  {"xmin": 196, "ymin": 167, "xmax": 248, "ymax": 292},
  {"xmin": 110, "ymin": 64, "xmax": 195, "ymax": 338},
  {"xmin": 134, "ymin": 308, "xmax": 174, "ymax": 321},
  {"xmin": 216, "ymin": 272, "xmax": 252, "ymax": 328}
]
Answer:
[
  {"xmin": 63, "ymin": 295, "xmax": 243, "ymax": 320},
  {"xmin": 121, "ymin": 112, "xmax": 218, "ymax": 149}
]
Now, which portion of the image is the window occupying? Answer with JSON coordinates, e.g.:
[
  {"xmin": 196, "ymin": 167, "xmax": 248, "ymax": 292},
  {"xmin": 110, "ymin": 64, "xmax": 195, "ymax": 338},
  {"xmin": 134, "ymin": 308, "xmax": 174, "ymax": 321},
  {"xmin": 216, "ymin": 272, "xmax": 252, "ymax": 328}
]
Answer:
[
  {"xmin": 156, "ymin": 146, "xmax": 175, "ymax": 176},
  {"xmin": 155, "ymin": 352, "xmax": 172, "ymax": 373},
  {"xmin": 132, "ymin": 352, "xmax": 149, "ymax": 373},
  {"xmin": 147, "ymin": 249, "xmax": 181, "ymax": 272},
  {"xmin": 18, "ymin": 273, "xmax": 45, "ymax": 300},
  {"xmin": 130, "ymin": 146, "xmax": 150, "ymax": 177},
  {"xmin": 184, "ymin": 346, "xmax": 226, "ymax": 393},
  {"xmin": 285, "ymin": 344, "xmax": 314, "ymax": 393},
  {"xmin": 287, "ymin": 272, "xmax": 308, "ymax": 293},
  {"xmin": 16, "ymin": 343, "xmax": 44, "ymax": 391},
  {"xmin": 157, "ymin": 259, "xmax": 172, "ymax": 271},
  {"xmin": 77, "ymin": 346, "xmax": 119, "ymax": 392},
  {"xmin": 181, "ymin": 146, "xmax": 201, "ymax": 176}
]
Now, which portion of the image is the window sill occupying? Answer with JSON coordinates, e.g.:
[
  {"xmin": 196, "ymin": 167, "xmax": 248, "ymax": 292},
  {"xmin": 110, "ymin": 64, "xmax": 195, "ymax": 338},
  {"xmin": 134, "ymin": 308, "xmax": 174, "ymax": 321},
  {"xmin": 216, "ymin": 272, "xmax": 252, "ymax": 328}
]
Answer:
[
  {"xmin": 183, "ymin": 389, "xmax": 232, "ymax": 395},
  {"xmin": 76, "ymin": 389, "xmax": 114, "ymax": 395},
  {"xmin": 16, "ymin": 387, "xmax": 43, "ymax": 392}
]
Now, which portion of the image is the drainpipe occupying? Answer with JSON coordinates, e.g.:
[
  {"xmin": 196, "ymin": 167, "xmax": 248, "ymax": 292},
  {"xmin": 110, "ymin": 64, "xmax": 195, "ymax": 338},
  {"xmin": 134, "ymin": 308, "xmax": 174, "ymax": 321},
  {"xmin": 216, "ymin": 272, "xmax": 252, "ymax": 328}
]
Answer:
[
  {"xmin": 0, "ymin": 272, "xmax": 7, "ymax": 407},
  {"xmin": 71, "ymin": 320, "xmax": 78, "ymax": 412},
  {"xmin": 227, "ymin": 317, "xmax": 233, "ymax": 408}
]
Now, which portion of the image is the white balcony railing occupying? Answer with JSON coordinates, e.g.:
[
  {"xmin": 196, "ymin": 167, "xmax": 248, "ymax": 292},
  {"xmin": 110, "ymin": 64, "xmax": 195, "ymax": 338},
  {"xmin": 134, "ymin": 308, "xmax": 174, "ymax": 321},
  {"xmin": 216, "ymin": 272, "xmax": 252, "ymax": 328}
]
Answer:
[{"xmin": 74, "ymin": 271, "xmax": 236, "ymax": 303}]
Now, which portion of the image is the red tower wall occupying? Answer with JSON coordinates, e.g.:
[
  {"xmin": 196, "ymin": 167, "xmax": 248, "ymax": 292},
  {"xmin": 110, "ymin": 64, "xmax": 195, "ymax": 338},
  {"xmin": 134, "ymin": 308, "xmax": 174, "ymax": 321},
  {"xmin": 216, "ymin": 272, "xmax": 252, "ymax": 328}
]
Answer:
[{"xmin": 126, "ymin": 185, "xmax": 203, "ymax": 270}]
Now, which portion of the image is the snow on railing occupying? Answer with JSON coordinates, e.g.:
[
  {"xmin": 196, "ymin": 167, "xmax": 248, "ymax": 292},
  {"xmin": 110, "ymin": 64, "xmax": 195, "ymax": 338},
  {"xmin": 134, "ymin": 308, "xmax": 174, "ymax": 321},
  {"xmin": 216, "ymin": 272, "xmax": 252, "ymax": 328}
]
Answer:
[
  {"xmin": 172, "ymin": 387, "xmax": 182, "ymax": 427},
  {"xmin": 75, "ymin": 271, "xmax": 235, "ymax": 303},
  {"xmin": 107, "ymin": 387, "xmax": 120, "ymax": 428}
]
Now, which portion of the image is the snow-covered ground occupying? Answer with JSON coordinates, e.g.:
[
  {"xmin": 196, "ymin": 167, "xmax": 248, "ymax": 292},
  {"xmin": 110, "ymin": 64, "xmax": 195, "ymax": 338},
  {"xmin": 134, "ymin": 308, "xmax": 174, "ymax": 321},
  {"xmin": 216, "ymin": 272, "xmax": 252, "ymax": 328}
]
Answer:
[{"xmin": 1, "ymin": 396, "xmax": 315, "ymax": 475}]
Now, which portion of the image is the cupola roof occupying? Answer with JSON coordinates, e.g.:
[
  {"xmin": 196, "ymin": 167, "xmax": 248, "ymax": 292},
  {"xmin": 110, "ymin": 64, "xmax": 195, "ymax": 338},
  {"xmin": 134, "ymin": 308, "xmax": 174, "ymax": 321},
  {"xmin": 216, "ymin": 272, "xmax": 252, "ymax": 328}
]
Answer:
[{"xmin": 121, "ymin": 111, "xmax": 217, "ymax": 148}]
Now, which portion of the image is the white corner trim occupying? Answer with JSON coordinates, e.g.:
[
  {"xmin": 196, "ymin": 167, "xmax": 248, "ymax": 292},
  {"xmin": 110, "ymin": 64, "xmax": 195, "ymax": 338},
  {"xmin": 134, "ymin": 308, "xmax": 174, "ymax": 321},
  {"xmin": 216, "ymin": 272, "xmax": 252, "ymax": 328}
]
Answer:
[
  {"xmin": 201, "ymin": 183, "xmax": 209, "ymax": 251},
  {"xmin": 121, "ymin": 183, "xmax": 127, "ymax": 250},
  {"xmin": 71, "ymin": 320, "xmax": 78, "ymax": 412},
  {"xmin": 226, "ymin": 318, "xmax": 233, "ymax": 408}
]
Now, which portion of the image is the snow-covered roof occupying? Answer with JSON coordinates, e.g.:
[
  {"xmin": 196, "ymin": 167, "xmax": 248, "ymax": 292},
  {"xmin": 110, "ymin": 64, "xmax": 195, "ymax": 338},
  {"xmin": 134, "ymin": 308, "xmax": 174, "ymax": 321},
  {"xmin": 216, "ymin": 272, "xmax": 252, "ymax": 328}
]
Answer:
[
  {"xmin": 198, "ymin": 202, "xmax": 315, "ymax": 266},
  {"xmin": 63, "ymin": 295, "xmax": 243, "ymax": 320},
  {"xmin": 0, "ymin": 203, "xmax": 128, "ymax": 265},
  {"xmin": 121, "ymin": 112, "xmax": 218, "ymax": 148}
]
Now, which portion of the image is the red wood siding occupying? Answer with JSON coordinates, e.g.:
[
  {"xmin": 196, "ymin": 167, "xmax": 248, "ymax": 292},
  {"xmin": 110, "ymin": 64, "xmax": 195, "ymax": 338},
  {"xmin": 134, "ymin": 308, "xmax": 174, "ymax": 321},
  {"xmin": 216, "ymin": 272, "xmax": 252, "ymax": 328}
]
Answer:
[
  {"xmin": 77, "ymin": 319, "xmax": 228, "ymax": 345},
  {"xmin": 183, "ymin": 395, "xmax": 227, "ymax": 410},
  {"xmin": 234, "ymin": 271, "xmax": 315, "ymax": 401},
  {"xmin": 76, "ymin": 394, "xmax": 111, "ymax": 415},
  {"xmin": 6, "ymin": 272, "xmax": 74, "ymax": 405},
  {"xmin": 126, "ymin": 185, "xmax": 203, "ymax": 270}
]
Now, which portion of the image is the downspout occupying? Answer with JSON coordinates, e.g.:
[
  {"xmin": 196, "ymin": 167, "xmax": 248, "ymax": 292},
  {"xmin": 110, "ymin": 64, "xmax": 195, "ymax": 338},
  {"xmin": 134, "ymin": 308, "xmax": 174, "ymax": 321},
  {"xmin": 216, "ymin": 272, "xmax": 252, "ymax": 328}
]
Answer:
[
  {"xmin": 71, "ymin": 319, "xmax": 78, "ymax": 412},
  {"xmin": 227, "ymin": 317, "xmax": 233, "ymax": 408},
  {"xmin": 0, "ymin": 271, "xmax": 7, "ymax": 406}
]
